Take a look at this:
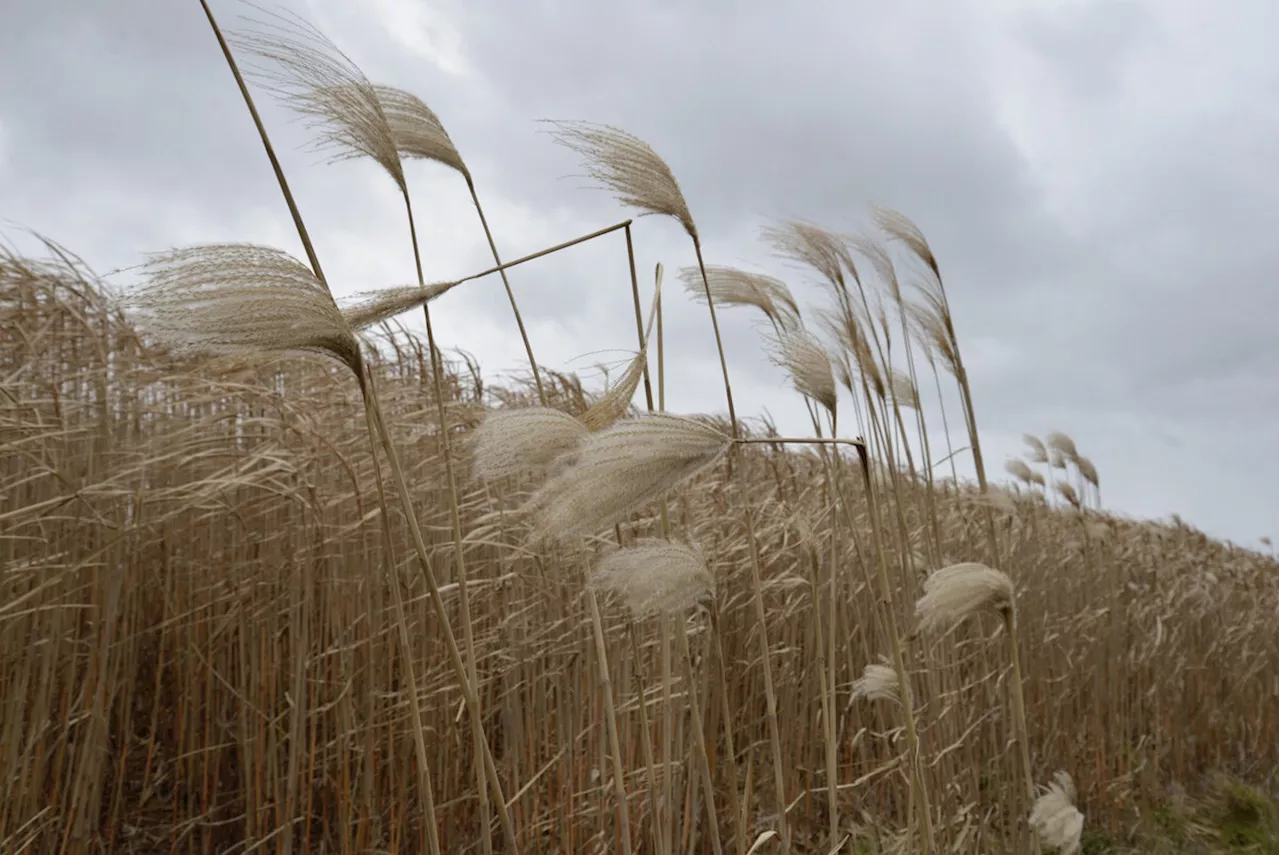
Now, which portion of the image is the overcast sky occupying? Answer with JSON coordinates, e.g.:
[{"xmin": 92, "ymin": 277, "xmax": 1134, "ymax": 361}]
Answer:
[{"xmin": 2, "ymin": 0, "xmax": 1276, "ymax": 549}]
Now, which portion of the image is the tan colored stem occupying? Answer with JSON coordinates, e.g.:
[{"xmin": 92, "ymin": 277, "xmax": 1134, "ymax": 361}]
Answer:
[
  {"xmin": 586, "ymin": 589, "xmax": 634, "ymax": 855},
  {"xmin": 465, "ymin": 176, "xmax": 546, "ymax": 405}
]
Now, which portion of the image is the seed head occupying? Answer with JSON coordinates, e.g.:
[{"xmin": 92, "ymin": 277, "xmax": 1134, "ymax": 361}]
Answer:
[
  {"xmin": 524, "ymin": 414, "xmax": 731, "ymax": 540},
  {"xmin": 470, "ymin": 407, "xmax": 588, "ymax": 482},
  {"xmin": 546, "ymin": 120, "xmax": 697, "ymax": 239},
  {"xmin": 590, "ymin": 539, "xmax": 714, "ymax": 617},
  {"xmin": 915, "ymin": 562, "xmax": 1015, "ymax": 634},
  {"xmin": 1030, "ymin": 771, "xmax": 1084, "ymax": 855},
  {"xmin": 852, "ymin": 657, "xmax": 909, "ymax": 705},
  {"xmin": 128, "ymin": 243, "xmax": 361, "ymax": 377},
  {"xmin": 374, "ymin": 85, "xmax": 469, "ymax": 177},
  {"xmin": 1046, "ymin": 431, "xmax": 1079, "ymax": 462},
  {"xmin": 768, "ymin": 326, "xmax": 837, "ymax": 415},
  {"xmin": 341, "ymin": 282, "xmax": 457, "ymax": 330},
  {"xmin": 680, "ymin": 265, "xmax": 800, "ymax": 328},
  {"xmin": 230, "ymin": 10, "xmax": 404, "ymax": 190}
]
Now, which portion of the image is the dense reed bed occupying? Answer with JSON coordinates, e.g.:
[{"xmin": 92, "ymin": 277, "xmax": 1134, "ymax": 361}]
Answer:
[
  {"xmin": 2, "ymin": 7, "xmax": 1276, "ymax": 853},
  {"xmin": 1, "ymin": 241, "xmax": 1274, "ymax": 854}
]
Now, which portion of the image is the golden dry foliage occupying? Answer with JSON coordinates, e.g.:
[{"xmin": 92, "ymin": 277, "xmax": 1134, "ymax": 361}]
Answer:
[{"xmin": 1, "ymin": 245, "xmax": 1276, "ymax": 854}]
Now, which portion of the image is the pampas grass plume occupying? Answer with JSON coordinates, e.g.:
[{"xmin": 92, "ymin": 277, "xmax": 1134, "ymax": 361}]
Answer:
[
  {"xmin": 916, "ymin": 561, "xmax": 1015, "ymax": 634},
  {"xmin": 852, "ymin": 658, "xmax": 908, "ymax": 705},
  {"xmin": 230, "ymin": 10, "xmax": 404, "ymax": 190},
  {"xmin": 374, "ymin": 84, "xmax": 469, "ymax": 176},
  {"xmin": 769, "ymin": 326, "xmax": 837, "ymax": 415},
  {"xmin": 680, "ymin": 265, "xmax": 800, "ymax": 328},
  {"xmin": 525, "ymin": 413, "xmax": 730, "ymax": 540},
  {"xmin": 546, "ymin": 120, "xmax": 696, "ymax": 238},
  {"xmin": 128, "ymin": 243, "xmax": 361, "ymax": 376},
  {"xmin": 341, "ymin": 282, "xmax": 457, "ymax": 330},
  {"xmin": 470, "ymin": 407, "xmax": 588, "ymax": 482},
  {"xmin": 590, "ymin": 539, "xmax": 714, "ymax": 617},
  {"xmin": 1030, "ymin": 771, "xmax": 1085, "ymax": 854}
]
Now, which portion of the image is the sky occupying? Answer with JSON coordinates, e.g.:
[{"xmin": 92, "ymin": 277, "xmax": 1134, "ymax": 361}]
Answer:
[{"xmin": 2, "ymin": 0, "xmax": 1276, "ymax": 549}]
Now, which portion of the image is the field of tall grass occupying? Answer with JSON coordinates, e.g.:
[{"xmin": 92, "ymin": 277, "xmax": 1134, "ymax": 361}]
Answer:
[{"xmin": 2, "ymin": 5, "xmax": 1276, "ymax": 854}]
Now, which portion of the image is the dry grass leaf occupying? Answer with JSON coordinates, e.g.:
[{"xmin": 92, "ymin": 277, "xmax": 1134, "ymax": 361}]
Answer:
[
  {"xmin": 127, "ymin": 243, "xmax": 361, "ymax": 376},
  {"xmin": 916, "ymin": 561, "xmax": 1015, "ymax": 634},
  {"xmin": 589, "ymin": 538, "xmax": 714, "ymax": 617},
  {"xmin": 230, "ymin": 9, "xmax": 404, "ymax": 189},
  {"xmin": 469, "ymin": 406, "xmax": 588, "ymax": 482},
  {"xmin": 546, "ymin": 120, "xmax": 696, "ymax": 238},
  {"xmin": 1030, "ymin": 771, "xmax": 1085, "ymax": 854},
  {"xmin": 524, "ymin": 413, "xmax": 731, "ymax": 540}
]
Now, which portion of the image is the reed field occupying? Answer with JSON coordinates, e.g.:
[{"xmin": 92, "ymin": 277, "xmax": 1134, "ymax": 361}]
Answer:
[{"xmin": 1, "ymin": 5, "xmax": 1276, "ymax": 854}]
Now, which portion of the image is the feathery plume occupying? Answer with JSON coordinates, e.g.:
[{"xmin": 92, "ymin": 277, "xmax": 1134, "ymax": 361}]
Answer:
[
  {"xmin": 1056, "ymin": 481, "xmax": 1081, "ymax": 509},
  {"xmin": 846, "ymin": 232, "xmax": 902, "ymax": 303},
  {"xmin": 1029, "ymin": 771, "xmax": 1084, "ymax": 855},
  {"xmin": 905, "ymin": 299, "xmax": 958, "ymax": 377},
  {"xmin": 341, "ymin": 282, "xmax": 457, "ymax": 330},
  {"xmin": 128, "ymin": 243, "xmax": 361, "ymax": 376},
  {"xmin": 761, "ymin": 220, "xmax": 858, "ymax": 291},
  {"xmin": 1075, "ymin": 456, "xmax": 1099, "ymax": 489},
  {"xmin": 525, "ymin": 414, "xmax": 731, "ymax": 540},
  {"xmin": 916, "ymin": 562, "xmax": 1015, "ymax": 634},
  {"xmin": 872, "ymin": 206, "xmax": 940, "ymax": 280},
  {"xmin": 1022, "ymin": 434, "xmax": 1049, "ymax": 464},
  {"xmin": 1005, "ymin": 458, "xmax": 1036, "ymax": 484},
  {"xmin": 1026, "ymin": 469, "xmax": 1046, "ymax": 488},
  {"xmin": 546, "ymin": 120, "xmax": 696, "ymax": 238},
  {"xmin": 470, "ymin": 407, "xmax": 588, "ymax": 482},
  {"xmin": 229, "ymin": 10, "xmax": 404, "ymax": 190},
  {"xmin": 1046, "ymin": 432, "xmax": 1079, "ymax": 461},
  {"xmin": 852, "ymin": 658, "xmax": 908, "ymax": 705},
  {"xmin": 679, "ymin": 265, "xmax": 800, "ymax": 328},
  {"xmin": 374, "ymin": 84, "xmax": 469, "ymax": 176},
  {"xmin": 590, "ymin": 539, "xmax": 715, "ymax": 617},
  {"xmin": 890, "ymin": 369, "xmax": 919, "ymax": 410},
  {"xmin": 768, "ymin": 326, "xmax": 838, "ymax": 415}
]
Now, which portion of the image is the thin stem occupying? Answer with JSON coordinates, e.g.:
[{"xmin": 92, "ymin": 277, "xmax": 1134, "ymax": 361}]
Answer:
[
  {"xmin": 1004, "ymin": 607, "xmax": 1042, "ymax": 855},
  {"xmin": 365, "ymin": 385, "xmax": 518, "ymax": 852},
  {"xmin": 624, "ymin": 225, "xmax": 656, "ymax": 412},
  {"xmin": 855, "ymin": 443, "xmax": 935, "ymax": 850},
  {"xmin": 629, "ymin": 624, "xmax": 666, "ymax": 855},
  {"xmin": 454, "ymin": 220, "xmax": 632, "ymax": 286},
  {"xmin": 692, "ymin": 234, "xmax": 788, "ymax": 854},
  {"xmin": 586, "ymin": 589, "xmax": 634, "ymax": 855},
  {"xmin": 364, "ymin": 400, "xmax": 442, "ymax": 855},
  {"xmin": 466, "ymin": 176, "xmax": 546, "ymax": 405},
  {"xmin": 674, "ymin": 618, "xmax": 723, "ymax": 855},
  {"xmin": 402, "ymin": 190, "xmax": 516, "ymax": 854}
]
